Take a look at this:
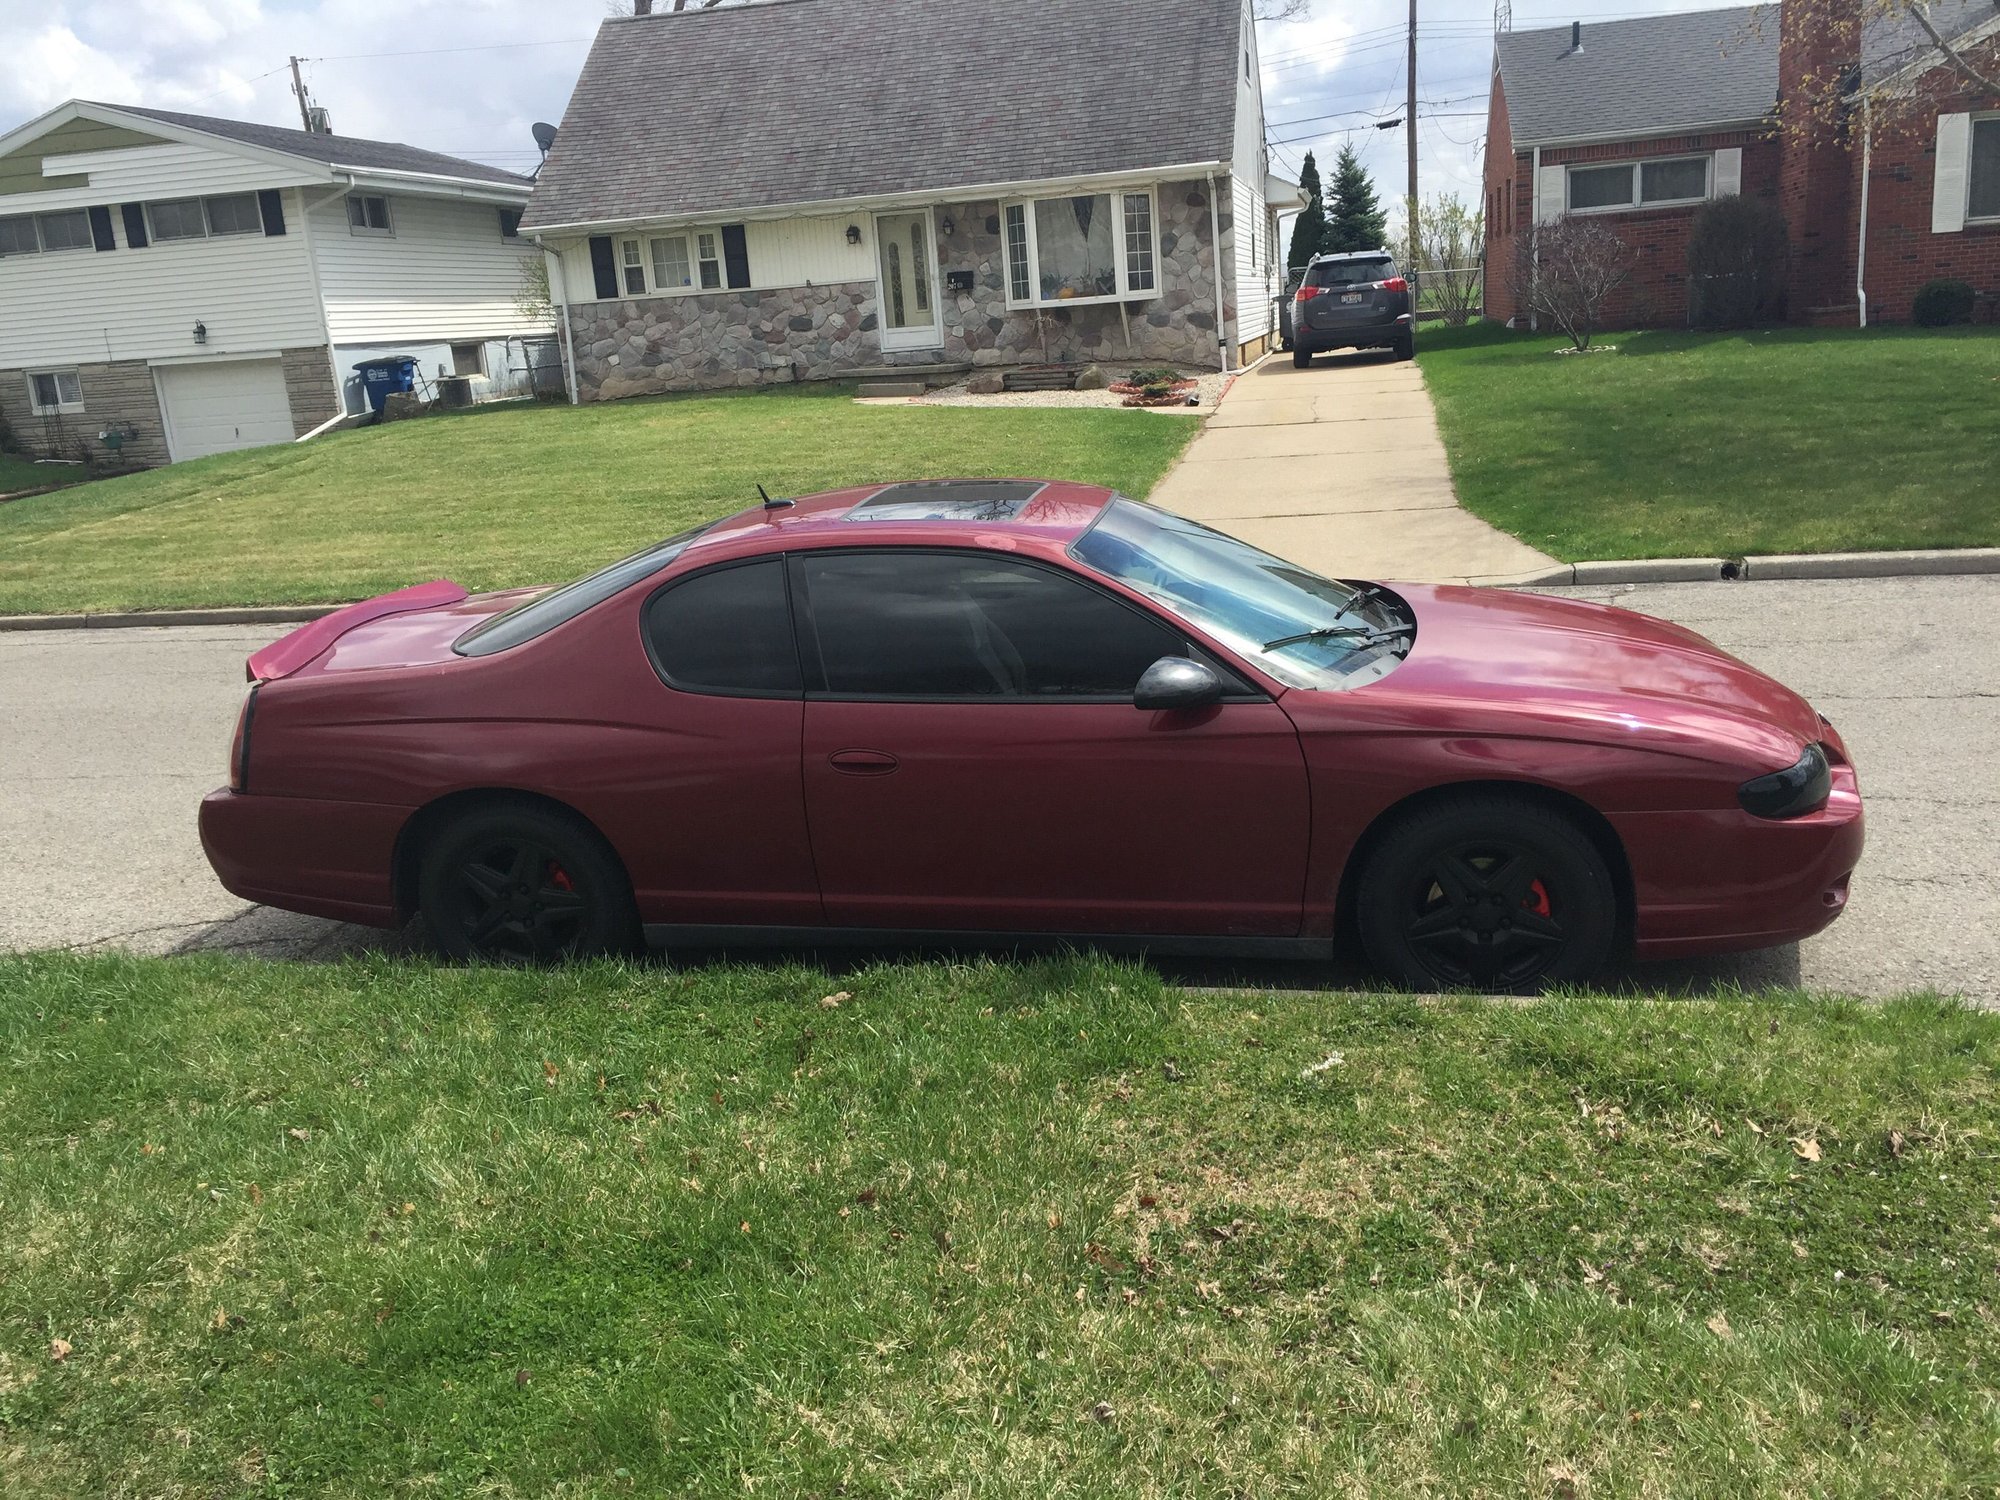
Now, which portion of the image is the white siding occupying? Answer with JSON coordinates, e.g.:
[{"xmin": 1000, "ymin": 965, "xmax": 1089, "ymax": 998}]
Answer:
[
  {"xmin": 310, "ymin": 191, "xmax": 548, "ymax": 343},
  {"xmin": 1231, "ymin": 172, "xmax": 1275, "ymax": 344},
  {"xmin": 31, "ymin": 141, "xmax": 318, "ymax": 209},
  {"xmin": 547, "ymin": 213, "xmax": 875, "ymax": 303},
  {"xmin": 0, "ymin": 185, "xmax": 324, "ymax": 366}
]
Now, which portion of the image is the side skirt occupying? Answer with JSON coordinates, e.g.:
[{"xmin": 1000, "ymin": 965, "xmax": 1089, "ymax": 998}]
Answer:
[{"xmin": 642, "ymin": 924, "xmax": 1337, "ymax": 962}]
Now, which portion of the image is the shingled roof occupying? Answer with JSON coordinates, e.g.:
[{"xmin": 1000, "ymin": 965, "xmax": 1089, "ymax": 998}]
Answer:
[
  {"xmin": 103, "ymin": 104, "xmax": 531, "ymax": 188},
  {"xmin": 1493, "ymin": 6, "xmax": 1778, "ymax": 149},
  {"xmin": 522, "ymin": 0, "xmax": 1244, "ymax": 232}
]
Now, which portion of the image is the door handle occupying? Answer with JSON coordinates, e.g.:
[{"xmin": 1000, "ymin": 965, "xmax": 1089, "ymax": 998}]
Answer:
[{"xmin": 827, "ymin": 748, "xmax": 899, "ymax": 775}]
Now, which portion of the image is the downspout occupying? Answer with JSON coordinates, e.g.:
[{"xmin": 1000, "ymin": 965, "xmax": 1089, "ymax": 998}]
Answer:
[
  {"xmin": 540, "ymin": 236, "xmax": 580, "ymax": 406},
  {"xmin": 1855, "ymin": 95, "xmax": 1872, "ymax": 329},
  {"xmin": 1528, "ymin": 145, "xmax": 1541, "ymax": 332},
  {"xmin": 1207, "ymin": 172, "xmax": 1232, "ymax": 373}
]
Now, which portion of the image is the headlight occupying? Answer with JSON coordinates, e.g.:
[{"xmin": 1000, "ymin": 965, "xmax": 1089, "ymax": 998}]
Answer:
[{"xmin": 1738, "ymin": 743, "xmax": 1831, "ymax": 820}]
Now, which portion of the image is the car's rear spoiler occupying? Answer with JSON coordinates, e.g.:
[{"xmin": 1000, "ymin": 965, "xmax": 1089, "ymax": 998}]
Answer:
[{"xmin": 246, "ymin": 580, "xmax": 468, "ymax": 682}]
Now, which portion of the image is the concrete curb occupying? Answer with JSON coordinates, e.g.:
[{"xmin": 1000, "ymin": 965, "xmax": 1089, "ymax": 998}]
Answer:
[
  {"xmin": 1508, "ymin": 548, "xmax": 2000, "ymax": 588},
  {"xmin": 0, "ymin": 604, "xmax": 341, "ymax": 632}
]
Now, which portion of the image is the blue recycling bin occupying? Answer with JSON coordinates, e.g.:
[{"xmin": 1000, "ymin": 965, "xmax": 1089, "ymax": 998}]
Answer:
[{"xmin": 354, "ymin": 355, "xmax": 418, "ymax": 414}]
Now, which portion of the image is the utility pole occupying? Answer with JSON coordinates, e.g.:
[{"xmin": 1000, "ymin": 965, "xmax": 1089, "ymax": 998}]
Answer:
[
  {"xmin": 1406, "ymin": 0, "xmax": 1419, "ymax": 251},
  {"xmin": 288, "ymin": 57, "xmax": 313, "ymax": 132}
]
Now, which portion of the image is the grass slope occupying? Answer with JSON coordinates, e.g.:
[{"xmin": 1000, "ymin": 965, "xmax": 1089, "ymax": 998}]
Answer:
[
  {"xmin": 0, "ymin": 387, "xmax": 1197, "ymax": 616},
  {"xmin": 1418, "ymin": 323, "xmax": 2000, "ymax": 561},
  {"xmin": 3, "ymin": 953, "xmax": 1996, "ymax": 1496}
]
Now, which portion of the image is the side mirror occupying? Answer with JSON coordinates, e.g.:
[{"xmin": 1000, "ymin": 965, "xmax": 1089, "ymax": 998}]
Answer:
[{"xmin": 1134, "ymin": 656, "xmax": 1223, "ymax": 712}]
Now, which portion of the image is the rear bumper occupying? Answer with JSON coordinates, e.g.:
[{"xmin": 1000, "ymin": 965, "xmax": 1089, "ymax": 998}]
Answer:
[
  {"xmin": 1616, "ymin": 766, "xmax": 1865, "ymax": 960},
  {"xmin": 199, "ymin": 788, "xmax": 407, "ymax": 927},
  {"xmin": 1296, "ymin": 311, "xmax": 1412, "ymax": 352}
]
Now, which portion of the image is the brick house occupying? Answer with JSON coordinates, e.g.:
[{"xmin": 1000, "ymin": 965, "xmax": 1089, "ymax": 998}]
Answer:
[
  {"xmin": 520, "ymin": 0, "xmax": 1305, "ymax": 402},
  {"xmin": 1482, "ymin": 0, "xmax": 2000, "ymax": 327}
]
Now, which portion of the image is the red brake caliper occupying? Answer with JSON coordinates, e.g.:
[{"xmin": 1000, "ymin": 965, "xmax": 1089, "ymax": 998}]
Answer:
[
  {"xmin": 547, "ymin": 863, "xmax": 575, "ymax": 893},
  {"xmin": 1524, "ymin": 878, "xmax": 1551, "ymax": 918}
]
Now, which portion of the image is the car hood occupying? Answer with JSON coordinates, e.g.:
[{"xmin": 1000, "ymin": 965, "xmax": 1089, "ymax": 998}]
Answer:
[{"xmin": 1342, "ymin": 584, "xmax": 1824, "ymax": 770}]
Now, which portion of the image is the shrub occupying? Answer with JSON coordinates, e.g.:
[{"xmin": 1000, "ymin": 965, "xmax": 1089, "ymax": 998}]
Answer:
[
  {"xmin": 1511, "ymin": 215, "xmax": 1634, "ymax": 351},
  {"xmin": 1687, "ymin": 197, "xmax": 1789, "ymax": 328},
  {"xmin": 1913, "ymin": 278, "xmax": 1976, "ymax": 327}
]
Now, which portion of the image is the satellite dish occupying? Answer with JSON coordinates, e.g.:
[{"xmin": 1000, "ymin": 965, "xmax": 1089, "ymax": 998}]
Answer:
[{"xmin": 531, "ymin": 122, "xmax": 558, "ymax": 154}]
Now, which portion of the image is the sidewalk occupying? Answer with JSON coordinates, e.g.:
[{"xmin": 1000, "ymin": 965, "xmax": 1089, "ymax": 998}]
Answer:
[{"xmin": 1151, "ymin": 350, "xmax": 1559, "ymax": 585}]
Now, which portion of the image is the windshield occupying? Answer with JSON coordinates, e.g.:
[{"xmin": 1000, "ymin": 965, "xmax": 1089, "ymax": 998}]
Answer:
[
  {"xmin": 454, "ymin": 523, "xmax": 713, "ymax": 657},
  {"xmin": 1069, "ymin": 499, "xmax": 1412, "ymax": 689}
]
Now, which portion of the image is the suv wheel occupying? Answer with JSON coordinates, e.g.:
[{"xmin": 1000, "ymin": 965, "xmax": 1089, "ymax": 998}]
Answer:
[
  {"xmin": 1292, "ymin": 348, "xmax": 1312, "ymax": 369},
  {"xmin": 1393, "ymin": 330, "xmax": 1414, "ymax": 362}
]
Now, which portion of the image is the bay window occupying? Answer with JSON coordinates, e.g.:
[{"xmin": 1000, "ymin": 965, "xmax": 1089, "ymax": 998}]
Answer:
[{"xmin": 1002, "ymin": 189, "xmax": 1160, "ymax": 308}]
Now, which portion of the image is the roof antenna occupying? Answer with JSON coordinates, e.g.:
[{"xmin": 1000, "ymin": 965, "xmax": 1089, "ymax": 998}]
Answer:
[{"xmin": 759, "ymin": 484, "xmax": 793, "ymax": 510}]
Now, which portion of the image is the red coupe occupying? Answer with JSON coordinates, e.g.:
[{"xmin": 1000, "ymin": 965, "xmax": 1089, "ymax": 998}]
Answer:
[{"xmin": 200, "ymin": 480, "xmax": 1862, "ymax": 990}]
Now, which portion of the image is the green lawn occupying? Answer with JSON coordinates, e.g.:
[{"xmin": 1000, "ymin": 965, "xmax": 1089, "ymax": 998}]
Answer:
[
  {"xmin": 0, "ymin": 452, "xmax": 85, "ymax": 498},
  {"xmin": 1418, "ymin": 322, "xmax": 2000, "ymax": 561},
  {"xmin": 0, "ymin": 387, "xmax": 1197, "ymax": 616},
  {"xmin": 4, "ymin": 953, "xmax": 1996, "ymax": 1496}
]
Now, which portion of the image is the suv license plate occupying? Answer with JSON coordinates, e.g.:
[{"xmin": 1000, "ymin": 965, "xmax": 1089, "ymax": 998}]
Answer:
[{"xmin": 1341, "ymin": 292, "xmax": 1363, "ymax": 304}]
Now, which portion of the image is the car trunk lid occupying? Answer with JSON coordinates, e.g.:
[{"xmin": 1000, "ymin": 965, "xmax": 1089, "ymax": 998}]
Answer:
[
  {"xmin": 245, "ymin": 580, "xmax": 536, "ymax": 682},
  {"xmin": 1299, "ymin": 260, "xmax": 1402, "ymax": 329}
]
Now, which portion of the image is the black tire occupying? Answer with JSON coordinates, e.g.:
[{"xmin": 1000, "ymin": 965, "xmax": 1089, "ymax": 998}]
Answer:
[
  {"xmin": 1355, "ymin": 794, "xmax": 1617, "ymax": 993},
  {"xmin": 1293, "ymin": 347, "xmax": 1312, "ymax": 369},
  {"xmin": 418, "ymin": 802, "xmax": 638, "ymax": 964},
  {"xmin": 1393, "ymin": 331, "xmax": 1415, "ymax": 361}
]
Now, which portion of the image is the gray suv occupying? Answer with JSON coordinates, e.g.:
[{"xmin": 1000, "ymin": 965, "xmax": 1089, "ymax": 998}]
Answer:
[{"xmin": 1291, "ymin": 250, "xmax": 1414, "ymax": 366}]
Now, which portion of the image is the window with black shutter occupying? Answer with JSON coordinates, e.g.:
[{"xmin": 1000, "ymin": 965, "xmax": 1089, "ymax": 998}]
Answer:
[
  {"xmin": 721, "ymin": 224, "xmax": 750, "ymax": 289},
  {"xmin": 588, "ymin": 234, "xmax": 618, "ymax": 299}
]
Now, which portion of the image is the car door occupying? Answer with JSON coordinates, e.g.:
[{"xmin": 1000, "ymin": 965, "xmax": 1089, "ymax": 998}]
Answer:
[
  {"xmin": 793, "ymin": 548, "xmax": 1312, "ymax": 937},
  {"xmin": 620, "ymin": 555, "xmax": 821, "ymax": 927}
]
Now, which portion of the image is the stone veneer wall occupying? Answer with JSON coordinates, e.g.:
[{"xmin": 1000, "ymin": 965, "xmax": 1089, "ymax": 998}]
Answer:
[
  {"xmin": 280, "ymin": 346, "xmax": 342, "ymax": 437},
  {"xmin": 567, "ymin": 178, "xmax": 1234, "ymax": 401},
  {"xmin": 0, "ymin": 359, "xmax": 171, "ymax": 472}
]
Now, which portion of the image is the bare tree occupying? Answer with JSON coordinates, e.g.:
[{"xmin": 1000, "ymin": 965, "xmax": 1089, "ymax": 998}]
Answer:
[
  {"xmin": 1515, "ymin": 215, "xmax": 1633, "ymax": 351},
  {"xmin": 1254, "ymin": 0, "xmax": 1312, "ymax": 20},
  {"xmin": 1395, "ymin": 193, "xmax": 1484, "ymax": 325},
  {"xmin": 1749, "ymin": 1, "xmax": 2000, "ymax": 146}
]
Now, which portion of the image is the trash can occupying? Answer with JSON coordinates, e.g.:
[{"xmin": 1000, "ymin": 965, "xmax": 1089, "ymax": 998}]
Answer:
[{"xmin": 353, "ymin": 355, "xmax": 419, "ymax": 414}]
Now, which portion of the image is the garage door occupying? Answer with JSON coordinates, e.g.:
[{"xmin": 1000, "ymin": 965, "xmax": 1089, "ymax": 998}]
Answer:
[{"xmin": 155, "ymin": 359, "xmax": 297, "ymax": 462}]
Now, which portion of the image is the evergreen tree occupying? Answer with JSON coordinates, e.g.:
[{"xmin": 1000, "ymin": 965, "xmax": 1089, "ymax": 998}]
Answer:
[
  {"xmin": 1324, "ymin": 145, "xmax": 1388, "ymax": 253},
  {"xmin": 1285, "ymin": 151, "xmax": 1329, "ymax": 275}
]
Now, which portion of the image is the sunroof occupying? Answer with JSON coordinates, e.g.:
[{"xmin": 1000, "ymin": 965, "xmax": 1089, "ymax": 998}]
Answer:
[{"xmin": 846, "ymin": 480, "xmax": 1047, "ymax": 522}]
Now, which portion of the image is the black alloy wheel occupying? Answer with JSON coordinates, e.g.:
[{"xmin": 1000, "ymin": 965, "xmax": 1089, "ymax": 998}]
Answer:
[
  {"xmin": 419, "ymin": 804, "xmax": 636, "ymax": 964},
  {"xmin": 1357, "ymin": 796, "xmax": 1617, "ymax": 993}
]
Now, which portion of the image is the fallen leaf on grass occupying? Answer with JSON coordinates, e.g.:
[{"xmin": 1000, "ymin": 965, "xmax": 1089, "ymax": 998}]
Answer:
[
  {"xmin": 48, "ymin": 1338, "xmax": 71, "ymax": 1362},
  {"xmin": 1888, "ymin": 1129, "xmax": 1908, "ymax": 1159},
  {"xmin": 1706, "ymin": 1311, "xmax": 1734, "ymax": 1341},
  {"xmin": 1300, "ymin": 1051, "xmax": 1345, "ymax": 1079},
  {"xmin": 515, "ymin": 1368, "xmax": 530, "ymax": 1387},
  {"xmin": 1090, "ymin": 1401, "xmax": 1115, "ymax": 1424},
  {"xmin": 819, "ymin": 991, "xmax": 851, "ymax": 1010},
  {"xmin": 1791, "ymin": 1137, "xmax": 1822, "ymax": 1162},
  {"xmin": 247, "ymin": 1183, "xmax": 263, "ymax": 1206},
  {"xmin": 541, "ymin": 1060, "xmax": 558, "ymax": 1087}
]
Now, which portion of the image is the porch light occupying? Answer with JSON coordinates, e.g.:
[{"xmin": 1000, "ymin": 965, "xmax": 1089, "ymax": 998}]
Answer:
[
  {"xmin": 845, "ymin": 224, "xmax": 861, "ymax": 245},
  {"xmin": 940, "ymin": 214, "xmax": 955, "ymax": 237},
  {"xmin": 193, "ymin": 321, "xmax": 208, "ymax": 345}
]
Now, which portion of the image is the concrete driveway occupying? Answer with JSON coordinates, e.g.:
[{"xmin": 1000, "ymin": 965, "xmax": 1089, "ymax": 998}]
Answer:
[
  {"xmin": 3, "ymin": 575, "xmax": 1995, "ymax": 1001},
  {"xmin": 1150, "ymin": 350, "xmax": 1560, "ymax": 585}
]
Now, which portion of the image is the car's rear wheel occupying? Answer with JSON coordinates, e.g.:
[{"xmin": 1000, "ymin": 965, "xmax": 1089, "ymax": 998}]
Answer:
[
  {"xmin": 1355, "ymin": 795, "xmax": 1616, "ymax": 993},
  {"xmin": 1393, "ymin": 330, "xmax": 1414, "ymax": 361},
  {"xmin": 1293, "ymin": 347, "xmax": 1312, "ymax": 368},
  {"xmin": 419, "ymin": 803, "xmax": 637, "ymax": 964}
]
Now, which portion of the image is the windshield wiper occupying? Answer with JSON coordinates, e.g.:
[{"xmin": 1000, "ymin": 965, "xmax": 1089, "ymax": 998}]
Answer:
[{"xmin": 1262, "ymin": 621, "xmax": 1414, "ymax": 652}]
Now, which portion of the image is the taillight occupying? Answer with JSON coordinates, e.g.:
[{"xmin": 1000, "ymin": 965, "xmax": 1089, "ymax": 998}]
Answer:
[
  {"xmin": 1379, "ymin": 276, "xmax": 1408, "ymax": 293},
  {"xmin": 229, "ymin": 685, "xmax": 259, "ymax": 792},
  {"xmin": 1294, "ymin": 285, "xmax": 1325, "ymax": 303}
]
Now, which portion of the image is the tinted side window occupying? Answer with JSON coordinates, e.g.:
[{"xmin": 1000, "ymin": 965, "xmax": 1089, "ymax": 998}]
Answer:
[
  {"xmin": 645, "ymin": 560, "xmax": 801, "ymax": 695},
  {"xmin": 801, "ymin": 551, "xmax": 1181, "ymax": 699}
]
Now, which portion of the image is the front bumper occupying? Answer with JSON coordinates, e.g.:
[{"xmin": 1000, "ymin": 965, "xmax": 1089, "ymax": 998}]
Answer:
[
  {"xmin": 199, "ymin": 787, "xmax": 407, "ymax": 928},
  {"xmin": 1615, "ymin": 761, "xmax": 1864, "ymax": 960}
]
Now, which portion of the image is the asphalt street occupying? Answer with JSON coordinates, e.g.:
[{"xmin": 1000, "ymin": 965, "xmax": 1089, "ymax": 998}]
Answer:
[{"xmin": 1, "ymin": 574, "xmax": 1993, "ymax": 1000}]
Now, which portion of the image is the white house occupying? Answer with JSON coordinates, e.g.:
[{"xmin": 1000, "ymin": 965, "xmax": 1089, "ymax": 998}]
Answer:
[
  {"xmin": 0, "ymin": 101, "xmax": 548, "ymax": 470},
  {"xmin": 521, "ymin": 0, "xmax": 1304, "ymax": 401}
]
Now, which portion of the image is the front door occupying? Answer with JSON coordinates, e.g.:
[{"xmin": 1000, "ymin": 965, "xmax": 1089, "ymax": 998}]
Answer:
[
  {"xmin": 793, "ymin": 549, "xmax": 1311, "ymax": 936},
  {"xmin": 874, "ymin": 211, "xmax": 941, "ymax": 352}
]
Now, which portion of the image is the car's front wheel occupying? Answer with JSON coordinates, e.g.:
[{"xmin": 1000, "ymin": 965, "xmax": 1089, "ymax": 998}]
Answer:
[
  {"xmin": 419, "ymin": 803, "xmax": 638, "ymax": 964},
  {"xmin": 1355, "ymin": 795, "xmax": 1617, "ymax": 993}
]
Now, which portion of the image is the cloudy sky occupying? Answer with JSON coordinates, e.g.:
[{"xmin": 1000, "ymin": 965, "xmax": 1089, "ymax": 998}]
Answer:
[{"xmin": 1, "ymin": 0, "xmax": 1737, "ymax": 210}]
